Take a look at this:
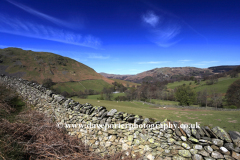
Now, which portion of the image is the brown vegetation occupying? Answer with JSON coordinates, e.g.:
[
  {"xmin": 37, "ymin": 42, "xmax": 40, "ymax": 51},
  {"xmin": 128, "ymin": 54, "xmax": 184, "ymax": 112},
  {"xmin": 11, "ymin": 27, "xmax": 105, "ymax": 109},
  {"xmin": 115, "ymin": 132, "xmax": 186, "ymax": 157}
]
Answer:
[
  {"xmin": 0, "ymin": 83, "xmax": 140, "ymax": 160},
  {"xmin": 0, "ymin": 47, "xmax": 114, "ymax": 85}
]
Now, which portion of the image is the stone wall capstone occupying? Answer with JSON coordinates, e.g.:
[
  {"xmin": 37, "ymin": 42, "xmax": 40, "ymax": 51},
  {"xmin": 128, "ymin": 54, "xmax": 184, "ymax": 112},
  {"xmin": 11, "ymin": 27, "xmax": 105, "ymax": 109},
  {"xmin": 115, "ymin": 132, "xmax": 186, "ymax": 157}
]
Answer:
[{"xmin": 0, "ymin": 74, "xmax": 240, "ymax": 160}]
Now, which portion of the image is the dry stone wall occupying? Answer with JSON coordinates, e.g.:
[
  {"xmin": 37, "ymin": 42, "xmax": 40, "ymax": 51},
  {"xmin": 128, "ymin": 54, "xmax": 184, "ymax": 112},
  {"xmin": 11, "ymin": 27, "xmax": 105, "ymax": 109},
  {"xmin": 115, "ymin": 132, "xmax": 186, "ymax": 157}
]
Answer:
[{"xmin": 0, "ymin": 74, "xmax": 240, "ymax": 160}]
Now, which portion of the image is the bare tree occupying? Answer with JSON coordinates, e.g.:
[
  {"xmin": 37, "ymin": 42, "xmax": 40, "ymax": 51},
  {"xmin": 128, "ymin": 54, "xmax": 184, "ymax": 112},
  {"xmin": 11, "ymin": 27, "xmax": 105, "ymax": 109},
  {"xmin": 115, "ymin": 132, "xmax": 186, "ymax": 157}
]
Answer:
[
  {"xmin": 210, "ymin": 88, "xmax": 222, "ymax": 108},
  {"xmin": 197, "ymin": 89, "xmax": 208, "ymax": 107}
]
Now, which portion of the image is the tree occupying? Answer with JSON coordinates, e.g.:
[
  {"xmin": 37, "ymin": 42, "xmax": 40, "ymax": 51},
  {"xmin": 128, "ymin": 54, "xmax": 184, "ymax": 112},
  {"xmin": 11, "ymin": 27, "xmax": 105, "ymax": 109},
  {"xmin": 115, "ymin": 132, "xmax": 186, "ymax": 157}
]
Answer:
[
  {"xmin": 175, "ymin": 85, "xmax": 196, "ymax": 106},
  {"xmin": 102, "ymin": 87, "xmax": 114, "ymax": 100},
  {"xmin": 197, "ymin": 89, "xmax": 208, "ymax": 107},
  {"xmin": 210, "ymin": 88, "xmax": 222, "ymax": 108},
  {"xmin": 225, "ymin": 79, "xmax": 240, "ymax": 108},
  {"xmin": 230, "ymin": 71, "xmax": 238, "ymax": 78},
  {"xmin": 125, "ymin": 86, "xmax": 137, "ymax": 101},
  {"xmin": 42, "ymin": 78, "xmax": 55, "ymax": 89}
]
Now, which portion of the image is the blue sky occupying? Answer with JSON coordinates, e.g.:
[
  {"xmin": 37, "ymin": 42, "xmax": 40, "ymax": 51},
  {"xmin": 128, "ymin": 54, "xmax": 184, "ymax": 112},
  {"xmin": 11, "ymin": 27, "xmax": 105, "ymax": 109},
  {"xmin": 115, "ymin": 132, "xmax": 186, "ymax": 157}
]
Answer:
[{"xmin": 0, "ymin": 0, "xmax": 240, "ymax": 74}]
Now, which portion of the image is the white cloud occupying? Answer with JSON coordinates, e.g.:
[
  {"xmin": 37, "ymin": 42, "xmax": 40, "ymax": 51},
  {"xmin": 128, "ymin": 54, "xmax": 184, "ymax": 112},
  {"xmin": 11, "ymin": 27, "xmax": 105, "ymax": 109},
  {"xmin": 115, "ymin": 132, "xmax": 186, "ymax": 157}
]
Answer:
[
  {"xmin": 142, "ymin": 11, "xmax": 160, "ymax": 27},
  {"xmin": 179, "ymin": 60, "xmax": 192, "ymax": 62},
  {"xmin": 0, "ymin": 14, "xmax": 101, "ymax": 48},
  {"xmin": 6, "ymin": 0, "xmax": 83, "ymax": 29},
  {"xmin": 200, "ymin": 61, "xmax": 219, "ymax": 63},
  {"xmin": 138, "ymin": 61, "xmax": 171, "ymax": 64},
  {"xmin": 142, "ymin": 11, "xmax": 181, "ymax": 47},
  {"xmin": 88, "ymin": 54, "xmax": 109, "ymax": 59}
]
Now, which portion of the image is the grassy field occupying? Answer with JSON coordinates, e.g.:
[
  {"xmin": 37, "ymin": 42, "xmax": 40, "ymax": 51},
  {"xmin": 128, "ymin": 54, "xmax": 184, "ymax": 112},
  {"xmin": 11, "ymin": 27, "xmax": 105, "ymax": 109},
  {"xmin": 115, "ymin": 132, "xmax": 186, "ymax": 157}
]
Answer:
[
  {"xmin": 167, "ymin": 75, "xmax": 240, "ymax": 93},
  {"xmin": 52, "ymin": 79, "xmax": 111, "ymax": 93},
  {"xmin": 72, "ymin": 97, "xmax": 240, "ymax": 132},
  {"xmin": 87, "ymin": 93, "xmax": 125, "ymax": 99},
  {"xmin": 150, "ymin": 99, "xmax": 182, "ymax": 106}
]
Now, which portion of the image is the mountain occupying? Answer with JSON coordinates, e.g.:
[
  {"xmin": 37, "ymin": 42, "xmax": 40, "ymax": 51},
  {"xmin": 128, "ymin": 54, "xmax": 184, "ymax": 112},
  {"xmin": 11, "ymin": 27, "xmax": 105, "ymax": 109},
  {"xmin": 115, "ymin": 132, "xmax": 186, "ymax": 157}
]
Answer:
[
  {"xmin": 0, "ymin": 47, "xmax": 113, "ymax": 85},
  {"xmin": 208, "ymin": 65, "xmax": 239, "ymax": 73},
  {"xmin": 99, "ymin": 72, "xmax": 133, "ymax": 80},
  {"xmin": 101, "ymin": 67, "xmax": 212, "ymax": 83},
  {"xmin": 101, "ymin": 66, "xmax": 239, "ymax": 83}
]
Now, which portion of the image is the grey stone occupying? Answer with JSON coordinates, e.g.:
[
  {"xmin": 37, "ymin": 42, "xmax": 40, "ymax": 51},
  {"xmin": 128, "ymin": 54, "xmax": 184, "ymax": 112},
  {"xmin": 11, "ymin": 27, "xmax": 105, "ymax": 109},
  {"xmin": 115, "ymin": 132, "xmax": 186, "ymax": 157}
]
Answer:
[
  {"xmin": 182, "ymin": 142, "xmax": 191, "ymax": 149},
  {"xmin": 192, "ymin": 127, "xmax": 201, "ymax": 139},
  {"xmin": 204, "ymin": 126, "xmax": 217, "ymax": 138},
  {"xmin": 107, "ymin": 109, "xmax": 117, "ymax": 117},
  {"xmin": 197, "ymin": 127, "xmax": 206, "ymax": 137},
  {"xmin": 212, "ymin": 138, "xmax": 223, "ymax": 147},
  {"xmin": 224, "ymin": 143, "xmax": 235, "ymax": 151},
  {"xmin": 232, "ymin": 151, "xmax": 240, "ymax": 160},
  {"xmin": 96, "ymin": 109, "xmax": 107, "ymax": 117},
  {"xmin": 193, "ymin": 154, "xmax": 203, "ymax": 160},
  {"xmin": 189, "ymin": 136, "xmax": 199, "ymax": 143},
  {"xmin": 198, "ymin": 150, "xmax": 210, "ymax": 157},
  {"xmin": 143, "ymin": 118, "xmax": 150, "ymax": 125},
  {"xmin": 228, "ymin": 131, "xmax": 240, "ymax": 147},
  {"xmin": 134, "ymin": 118, "xmax": 143, "ymax": 124},
  {"xmin": 172, "ymin": 155, "xmax": 187, "ymax": 160},
  {"xmin": 212, "ymin": 126, "xmax": 232, "ymax": 143},
  {"xmin": 211, "ymin": 151, "xmax": 224, "ymax": 159},
  {"xmin": 224, "ymin": 155, "xmax": 235, "ymax": 160},
  {"xmin": 203, "ymin": 157, "xmax": 214, "ymax": 160},
  {"xmin": 194, "ymin": 144, "xmax": 203, "ymax": 150},
  {"xmin": 175, "ymin": 127, "xmax": 183, "ymax": 137},
  {"xmin": 219, "ymin": 147, "xmax": 230, "ymax": 155},
  {"xmin": 181, "ymin": 136, "xmax": 187, "ymax": 141},
  {"xmin": 182, "ymin": 127, "xmax": 191, "ymax": 138},
  {"xmin": 178, "ymin": 150, "xmax": 191, "ymax": 158},
  {"xmin": 201, "ymin": 127, "xmax": 211, "ymax": 138},
  {"xmin": 204, "ymin": 146, "xmax": 213, "ymax": 153},
  {"xmin": 190, "ymin": 149, "xmax": 198, "ymax": 154}
]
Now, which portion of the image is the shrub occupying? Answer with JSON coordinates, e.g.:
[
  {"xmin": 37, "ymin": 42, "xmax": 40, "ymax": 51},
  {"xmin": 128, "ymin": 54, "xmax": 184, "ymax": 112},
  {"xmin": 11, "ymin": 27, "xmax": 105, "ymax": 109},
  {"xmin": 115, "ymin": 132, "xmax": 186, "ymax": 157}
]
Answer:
[
  {"xmin": 225, "ymin": 79, "xmax": 240, "ymax": 108},
  {"xmin": 42, "ymin": 78, "xmax": 55, "ymax": 89},
  {"xmin": 175, "ymin": 85, "xmax": 196, "ymax": 106},
  {"xmin": 224, "ymin": 105, "xmax": 237, "ymax": 109}
]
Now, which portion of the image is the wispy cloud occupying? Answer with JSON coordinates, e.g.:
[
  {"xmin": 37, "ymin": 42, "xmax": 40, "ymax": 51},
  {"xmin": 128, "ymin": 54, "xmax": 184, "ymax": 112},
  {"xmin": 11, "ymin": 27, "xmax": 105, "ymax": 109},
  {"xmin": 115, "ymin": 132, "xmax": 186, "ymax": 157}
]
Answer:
[
  {"xmin": 200, "ymin": 61, "xmax": 219, "ymax": 63},
  {"xmin": 141, "ymin": 1, "xmax": 208, "ymax": 44},
  {"xmin": 138, "ymin": 61, "xmax": 171, "ymax": 64},
  {"xmin": 142, "ymin": 11, "xmax": 181, "ymax": 47},
  {"xmin": 179, "ymin": 60, "xmax": 192, "ymax": 62},
  {"xmin": 142, "ymin": 11, "xmax": 160, "ymax": 27},
  {"xmin": 88, "ymin": 53, "xmax": 109, "ymax": 59},
  {"xmin": 0, "ymin": 14, "xmax": 101, "ymax": 48},
  {"xmin": 6, "ymin": 0, "xmax": 83, "ymax": 29}
]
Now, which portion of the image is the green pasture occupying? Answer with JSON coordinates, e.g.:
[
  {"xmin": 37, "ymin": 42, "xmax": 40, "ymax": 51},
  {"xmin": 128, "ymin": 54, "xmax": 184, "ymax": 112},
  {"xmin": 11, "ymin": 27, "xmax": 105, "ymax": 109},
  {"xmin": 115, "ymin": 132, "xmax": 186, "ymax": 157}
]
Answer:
[
  {"xmin": 72, "ymin": 97, "xmax": 240, "ymax": 132},
  {"xmin": 87, "ymin": 93, "xmax": 125, "ymax": 99},
  {"xmin": 167, "ymin": 75, "xmax": 240, "ymax": 93},
  {"xmin": 52, "ymin": 79, "xmax": 111, "ymax": 93}
]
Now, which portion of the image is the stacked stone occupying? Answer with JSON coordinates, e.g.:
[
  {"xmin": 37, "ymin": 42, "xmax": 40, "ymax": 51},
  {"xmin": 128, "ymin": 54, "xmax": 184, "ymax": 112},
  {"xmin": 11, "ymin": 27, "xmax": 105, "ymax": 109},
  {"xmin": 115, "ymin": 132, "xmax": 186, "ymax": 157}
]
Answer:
[{"xmin": 0, "ymin": 74, "xmax": 240, "ymax": 160}]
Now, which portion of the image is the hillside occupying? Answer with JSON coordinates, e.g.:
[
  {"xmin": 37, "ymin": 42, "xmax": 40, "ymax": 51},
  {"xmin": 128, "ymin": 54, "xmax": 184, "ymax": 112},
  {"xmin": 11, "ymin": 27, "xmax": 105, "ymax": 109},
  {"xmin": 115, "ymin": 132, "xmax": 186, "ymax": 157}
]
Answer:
[
  {"xmin": 0, "ymin": 47, "xmax": 113, "ymax": 85},
  {"xmin": 167, "ymin": 74, "xmax": 240, "ymax": 94},
  {"xmin": 101, "ymin": 66, "xmax": 239, "ymax": 83},
  {"xmin": 102, "ymin": 67, "xmax": 212, "ymax": 83},
  {"xmin": 110, "ymin": 78, "xmax": 140, "ymax": 87},
  {"xmin": 99, "ymin": 72, "xmax": 133, "ymax": 80},
  {"xmin": 208, "ymin": 65, "xmax": 239, "ymax": 73}
]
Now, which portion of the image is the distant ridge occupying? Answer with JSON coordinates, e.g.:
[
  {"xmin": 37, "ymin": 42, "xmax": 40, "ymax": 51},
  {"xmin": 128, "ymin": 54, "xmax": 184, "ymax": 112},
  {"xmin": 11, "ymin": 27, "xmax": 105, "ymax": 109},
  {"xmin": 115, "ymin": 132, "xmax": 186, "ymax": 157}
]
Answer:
[
  {"xmin": 100, "ymin": 66, "xmax": 239, "ymax": 83},
  {"xmin": 208, "ymin": 65, "xmax": 239, "ymax": 73}
]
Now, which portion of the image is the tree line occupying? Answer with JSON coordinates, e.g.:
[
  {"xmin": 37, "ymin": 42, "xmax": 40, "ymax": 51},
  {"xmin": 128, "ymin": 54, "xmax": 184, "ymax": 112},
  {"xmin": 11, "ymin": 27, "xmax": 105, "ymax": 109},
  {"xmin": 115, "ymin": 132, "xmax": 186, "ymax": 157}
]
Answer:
[{"xmin": 99, "ymin": 66, "xmax": 240, "ymax": 109}]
